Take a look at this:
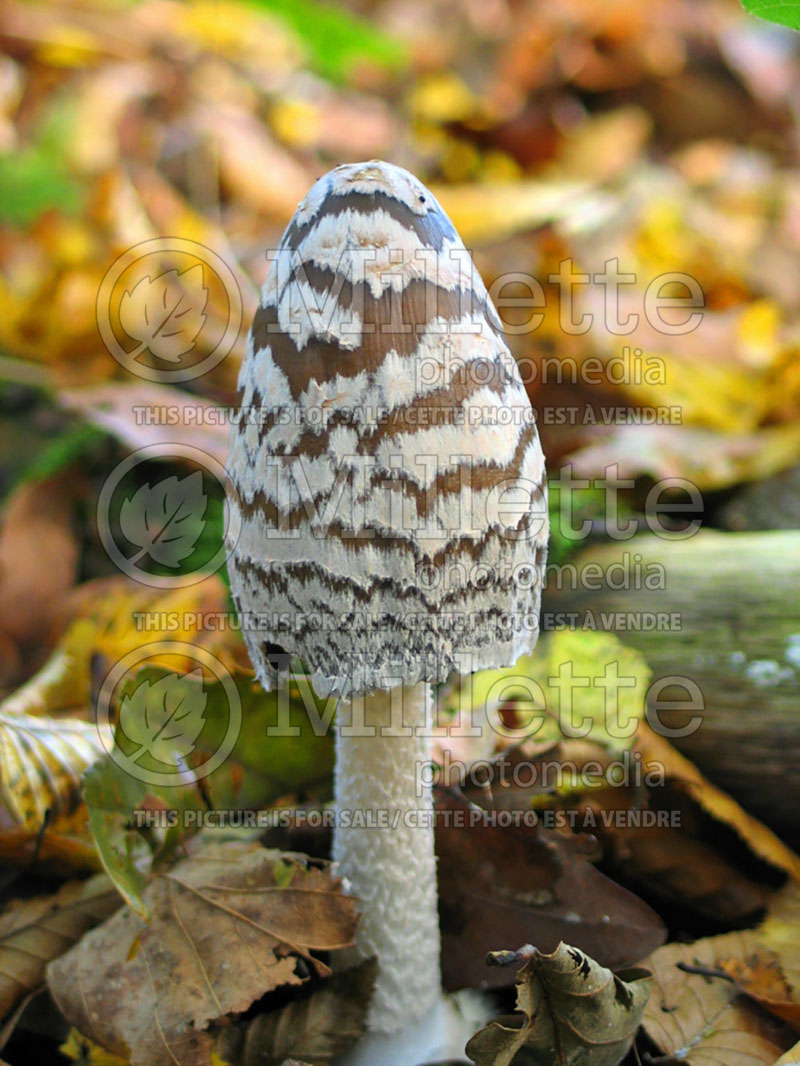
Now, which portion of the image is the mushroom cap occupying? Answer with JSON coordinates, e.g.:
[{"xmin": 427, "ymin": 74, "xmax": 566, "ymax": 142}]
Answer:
[{"xmin": 227, "ymin": 161, "xmax": 548, "ymax": 699}]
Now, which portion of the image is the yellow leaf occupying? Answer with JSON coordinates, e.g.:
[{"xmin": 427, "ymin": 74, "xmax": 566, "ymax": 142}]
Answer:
[
  {"xmin": 737, "ymin": 299, "xmax": 781, "ymax": 369},
  {"xmin": 627, "ymin": 347, "xmax": 769, "ymax": 432},
  {"xmin": 760, "ymin": 882, "xmax": 800, "ymax": 997},
  {"xmin": 635, "ymin": 723, "xmax": 800, "ymax": 883},
  {"xmin": 269, "ymin": 97, "xmax": 321, "ymax": 150},
  {"xmin": 0, "ymin": 711, "xmax": 111, "ymax": 831},
  {"xmin": 37, "ymin": 27, "xmax": 103, "ymax": 68},
  {"xmin": 61, "ymin": 1028, "xmax": 129, "ymax": 1066},
  {"xmin": 434, "ymin": 179, "xmax": 589, "ymax": 244},
  {"xmin": 178, "ymin": 0, "xmax": 302, "ymax": 71},
  {"xmin": 408, "ymin": 73, "xmax": 476, "ymax": 123}
]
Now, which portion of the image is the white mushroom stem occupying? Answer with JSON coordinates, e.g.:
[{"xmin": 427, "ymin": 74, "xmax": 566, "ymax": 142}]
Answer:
[{"xmin": 333, "ymin": 681, "xmax": 441, "ymax": 1033}]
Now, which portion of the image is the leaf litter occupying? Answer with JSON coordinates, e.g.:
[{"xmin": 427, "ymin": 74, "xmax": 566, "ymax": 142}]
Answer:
[{"xmin": 46, "ymin": 843, "xmax": 358, "ymax": 1066}]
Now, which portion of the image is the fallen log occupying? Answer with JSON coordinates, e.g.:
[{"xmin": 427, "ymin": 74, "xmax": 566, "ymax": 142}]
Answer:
[{"xmin": 544, "ymin": 530, "xmax": 800, "ymax": 848}]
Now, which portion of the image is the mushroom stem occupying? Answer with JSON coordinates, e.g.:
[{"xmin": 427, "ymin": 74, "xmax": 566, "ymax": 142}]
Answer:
[{"xmin": 333, "ymin": 680, "xmax": 441, "ymax": 1032}]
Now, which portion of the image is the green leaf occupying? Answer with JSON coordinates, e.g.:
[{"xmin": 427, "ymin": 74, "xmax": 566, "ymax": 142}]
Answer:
[
  {"xmin": 84, "ymin": 672, "xmax": 335, "ymax": 912},
  {"xmin": 0, "ymin": 91, "xmax": 84, "ymax": 225},
  {"xmin": 741, "ymin": 0, "xmax": 800, "ymax": 31},
  {"xmin": 83, "ymin": 758, "xmax": 154, "ymax": 916},
  {"xmin": 547, "ymin": 478, "xmax": 625, "ymax": 566},
  {"xmin": 0, "ymin": 146, "xmax": 83, "ymax": 225},
  {"xmin": 467, "ymin": 942, "xmax": 652, "ymax": 1066},
  {"xmin": 445, "ymin": 630, "xmax": 651, "ymax": 757},
  {"xmin": 199, "ymin": 676, "xmax": 335, "ymax": 813},
  {"xmin": 249, "ymin": 0, "xmax": 406, "ymax": 82}
]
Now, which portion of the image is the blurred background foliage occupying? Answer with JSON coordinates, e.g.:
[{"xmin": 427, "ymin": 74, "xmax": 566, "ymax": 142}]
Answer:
[
  {"xmin": 0, "ymin": 0, "xmax": 800, "ymax": 854},
  {"xmin": 2, "ymin": 0, "xmax": 800, "ymax": 485},
  {"xmin": 1, "ymin": 0, "xmax": 800, "ymax": 682}
]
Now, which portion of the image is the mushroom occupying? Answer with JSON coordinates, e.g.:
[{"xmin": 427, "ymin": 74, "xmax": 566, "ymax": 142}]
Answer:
[{"xmin": 227, "ymin": 161, "xmax": 548, "ymax": 1055}]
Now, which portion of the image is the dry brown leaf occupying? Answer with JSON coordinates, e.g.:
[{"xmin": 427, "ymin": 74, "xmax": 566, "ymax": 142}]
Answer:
[
  {"xmin": 0, "ymin": 874, "xmax": 119, "ymax": 1023},
  {"xmin": 643, "ymin": 932, "xmax": 797, "ymax": 1066},
  {"xmin": 607, "ymin": 823, "xmax": 768, "ymax": 923},
  {"xmin": 194, "ymin": 102, "xmax": 312, "ymax": 219},
  {"xmin": 435, "ymin": 789, "xmax": 666, "ymax": 991},
  {"xmin": 557, "ymin": 106, "xmax": 653, "ymax": 183},
  {"xmin": 719, "ymin": 952, "xmax": 800, "ymax": 1030},
  {"xmin": 68, "ymin": 60, "xmax": 158, "ymax": 175},
  {"xmin": 47, "ymin": 843, "xmax": 358, "ymax": 1066},
  {"xmin": 635, "ymin": 723, "xmax": 800, "ymax": 883},
  {"xmin": 215, "ymin": 960, "xmax": 376, "ymax": 1066},
  {"xmin": 466, "ymin": 942, "xmax": 651, "ymax": 1066}
]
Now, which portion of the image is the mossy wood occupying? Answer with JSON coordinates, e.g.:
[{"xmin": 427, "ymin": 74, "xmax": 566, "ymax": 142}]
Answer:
[{"xmin": 547, "ymin": 531, "xmax": 800, "ymax": 846}]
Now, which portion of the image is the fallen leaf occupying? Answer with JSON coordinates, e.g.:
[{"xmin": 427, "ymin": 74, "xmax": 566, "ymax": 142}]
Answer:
[
  {"xmin": 436, "ymin": 790, "xmax": 665, "ymax": 991},
  {"xmin": 0, "ymin": 811, "xmax": 99, "ymax": 877},
  {"xmin": 596, "ymin": 811, "xmax": 770, "ymax": 925},
  {"xmin": 466, "ymin": 942, "xmax": 651, "ymax": 1066},
  {"xmin": 643, "ymin": 932, "xmax": 797, "ymax": 1066},
  {"xmin": 84, "ymin": 670, "xmax": 334, "ymax": 913},
  {"xmin": 777, "ymin": 1042, "xmax": 800, "ymax": 1065},
  {"xmin": 434, "ymin": 180, "xmax": 590, "ymax": 244},
  {"xmin": 760, "ymin": 882, "xmax": 800, "ymax": 998},
  {"xmin": 195, "ymin": 102, "xmax": 313, "ymax": 219},
  {"xmin": 0, "ymin": 874, "xmax": 119, "ymax": 1023},
  {"xmin": 635, "ymin": 723, "xmax": 800, "ymax": 883},
  {"xmin": 718, "ymin": 951, "xmax": 800, "ymax": 1029},
  {"xmin": 214, "ymin": 960, "xmax": 376, "ymax": 1066},
  {"xmin": 47, "ymin": 842, "xmax": 357, "ymax": 1066},
  {"xmin": 0, "ymin": 575, "xmax": 238, "ymax": 724},
  {"xmin": 0, "ymin": 470, "xmax": 79, "ymax": 650},
  {"xmin": 567, "ymin": 421, "xmax": 800, "ymax": 491},
  {"xmin": 61, "ymin": 1027, "xmax": 130, "ymax": 1066},
  {"xmin": 0, "ymin": 710, "xmax": 111, "ymax": 831},
  {"xmin": 119, "ymin": 470, "xmax": 207, "ymax": 569},
  {"xmin": 557, "ymin": 107, "xmax": 653, "ymax": 183},
  {"xmin": 443, "ymin": 630, "xmax": 651, "ymax": 759}
]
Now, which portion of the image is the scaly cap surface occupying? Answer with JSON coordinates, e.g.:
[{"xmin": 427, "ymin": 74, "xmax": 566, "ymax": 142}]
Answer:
[{"xmin": 227, "ymin": 160, "xmax": 548, "ymax": 698}]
